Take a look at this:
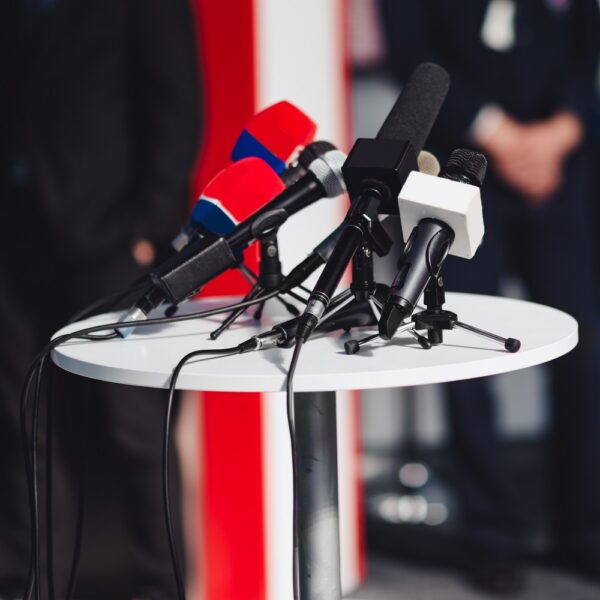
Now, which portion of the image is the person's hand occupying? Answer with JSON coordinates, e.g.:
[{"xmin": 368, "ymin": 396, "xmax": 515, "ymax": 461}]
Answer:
[
  {"xmin": 493, "ymin": 116, "xmax": 563, "ymax": 204},
  {"xmin": 516, "ymin": 112, "xmax": 582, "ymax": 203},
  {"xmin": 132, "ymin": 238, "xmax": 156, "ymax": 267},
  {"xmin": 476, "ymin": 111, "xmax": 583, "ymax": 205}
]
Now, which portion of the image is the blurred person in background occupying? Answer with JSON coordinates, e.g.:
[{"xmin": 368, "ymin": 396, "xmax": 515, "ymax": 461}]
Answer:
[
  {"xmin": 380, "ymin": 0, "xmax": 600, "ymax": 594},
  {"xmin": 0, "ymin": 0, "xmax": 200, "ymax": 597}
]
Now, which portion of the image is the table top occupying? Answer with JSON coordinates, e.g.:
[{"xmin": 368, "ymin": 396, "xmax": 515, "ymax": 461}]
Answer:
[{"xmin": 51, "ymin": 293, "xmax": 577, "ymax": 393}]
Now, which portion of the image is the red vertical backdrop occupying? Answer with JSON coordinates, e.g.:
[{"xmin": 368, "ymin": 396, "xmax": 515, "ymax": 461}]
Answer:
[
  {"xmin": 190, "ymin": 2, "xmax": 266, "ymax": 600},
  {"xmin": 191, "ymin": 0, "xmax": 261, "ymax": 298}
]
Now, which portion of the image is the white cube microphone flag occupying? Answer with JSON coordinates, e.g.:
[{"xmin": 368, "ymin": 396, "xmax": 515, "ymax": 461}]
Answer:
[{"xmin": 398, "ymin": 152, "xmax": 486, "ymax": 260}]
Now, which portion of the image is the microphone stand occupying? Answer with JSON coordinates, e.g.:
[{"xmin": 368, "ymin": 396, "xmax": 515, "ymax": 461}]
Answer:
[
  {"xmin": 345, "ymin": 273, "xmax": 521, "ymax": 354},
  {"xmin": 316, "ymin": 242, "xmax": 431, "ymax": 347},
  {"xmin": 209, "ymin": 231, "xmax": 306, "ymax": 340}
]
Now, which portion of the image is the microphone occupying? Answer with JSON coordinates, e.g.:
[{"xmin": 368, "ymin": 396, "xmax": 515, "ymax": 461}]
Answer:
[
  {"xmin": 236, "ymin": 296, "xmax": 381, "ymax": 353},
  {"xmin": 173, "ymin": 113, "xmax": 318, "ymax": 253},
  {"xmin": 170, "ymin": 188, "xmax": 239, "ymax": 253},
  {"xmin": 116, "ymin": 158, "xmax": 285, "ymax": 336},
  {"xmin": 295, "ymin": 63, "xmax": 450, "ymax": 343},
  {"xmin": 378, "ymin": 149, "xmax": 487, "ymax": 340},
  {"xmin": 151, "ymin": 148, "xmax": 347, "ymax": 306},
  {"xmin": 231, "ymin": 101, "xmax": 317, "ymax": 174},
  {"xmin": 279, "ymin": 140, "xmax": 337, "ymax": 186},
  {"xmin": 279, "ymin": 148, "xmax": 442, "ymax": 294},
  {"xmin": 278, "ymin": 222, "xmax": 345, "ymax": 294}
]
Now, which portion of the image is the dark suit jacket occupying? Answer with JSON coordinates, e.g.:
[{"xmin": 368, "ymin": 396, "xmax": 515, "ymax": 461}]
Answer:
[
  {"xmin": 1, "ymin": 0, "xmax": 200, "ymax": 265},
  {"xmin": 379, "ymin": 0, "xmax": 600, "ymax": 161}
]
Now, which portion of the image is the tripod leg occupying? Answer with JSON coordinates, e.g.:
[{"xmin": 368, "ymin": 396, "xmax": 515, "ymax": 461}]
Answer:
[
  {"xmin": 210, "ymin": 286, "xmax": 263, "ymax": 340},
  {"xmin": 345, "ymin": 332, "xmax": 379, "ymax": 355},
  {"xmin": 253, "ymin": 300, "xmax": 266, "ymax": 321},
  {"xmin": 345, "ymin": 322, "xmax": 416, "ymax": 355},
  {"xmin": 407, "ymin": 329, "xmax": 432, "ymax": 349},
  {"xmin": 454, "ymin": 320, "xmax": 521, "ymax": 353},
  {"xmin": 368, "ymin": 297, "xmax": 381, "ymax": 321}
]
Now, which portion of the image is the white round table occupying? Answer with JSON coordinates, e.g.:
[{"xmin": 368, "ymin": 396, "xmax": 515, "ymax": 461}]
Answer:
[
  {"xmin": 51, "ymin": 292, "xmax": 578, "ymax": 600},
  {"xmin": 52, "ymin": 292, "xmax": 578, "ymax": 392}
]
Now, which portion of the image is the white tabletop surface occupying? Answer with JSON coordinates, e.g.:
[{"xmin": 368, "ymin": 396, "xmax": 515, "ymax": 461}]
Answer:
[{"xmin": 51, "ymin": 293, "xmax": 578, "ymax": 393}]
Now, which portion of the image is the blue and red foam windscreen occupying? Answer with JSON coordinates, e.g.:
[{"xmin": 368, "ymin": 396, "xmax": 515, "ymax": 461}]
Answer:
[
  {"xmin": 231, "ymin": 101, "xmax": 317, "ymax": 173},
  {"xmin": 198, "ymin": 156, "xmax": 285, "ymax": 297},
  {"xmin": 189, "ymin": 198, "xmax": 237, "ymax": 236}
]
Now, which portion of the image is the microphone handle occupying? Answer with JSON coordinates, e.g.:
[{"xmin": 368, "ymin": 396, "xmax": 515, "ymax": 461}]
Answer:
[
  {"xmin": 312, "ymin": 225, "xmax": 364, "ymax": 305},
  {"xmin": 226, "ymin": 176, "xmax": 322, "ymax": 249},
  {"xmin": 296, "ymin": 226, "xmax": 364, "ymax": 344},
  {"xmin": 279, "ymin": 223, "xmax": 346, "ymax": 294},
  {"xmin": 379, "ymin": 218, "xmax": 455, "ymax": 340},
  {"xmin": 303, "ymin": 189, "xmax": 382, "ymax": 322}
]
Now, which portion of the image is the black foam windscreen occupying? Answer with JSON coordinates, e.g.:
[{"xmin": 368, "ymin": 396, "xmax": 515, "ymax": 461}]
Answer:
[{"xmin": 376, "ymin": 62, "xmax": 450, "ymax": 153}]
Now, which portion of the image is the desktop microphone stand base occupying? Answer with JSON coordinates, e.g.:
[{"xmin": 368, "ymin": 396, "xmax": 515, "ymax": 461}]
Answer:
[{"xmin": 346, "ymin": 275, "xmax": 521, "ymax": 354}]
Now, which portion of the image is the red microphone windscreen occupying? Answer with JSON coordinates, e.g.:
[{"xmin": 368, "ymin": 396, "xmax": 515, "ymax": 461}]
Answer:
[
  {"xmin": 202, "ymin": 156, "xmax": 285, "ymax": 222},
  {"xmin": 199, "ymin": 157, "xmax": 285, "ymax": 298},
  {"xmin": 245, "ymin": 100, "xmax": 317, "ymax": 163}
]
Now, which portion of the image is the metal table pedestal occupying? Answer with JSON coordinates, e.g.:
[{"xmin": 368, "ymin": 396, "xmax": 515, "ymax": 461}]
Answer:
[{"xmin": 294, "ymin": 391, "xmax": 342, "ymax": 600}]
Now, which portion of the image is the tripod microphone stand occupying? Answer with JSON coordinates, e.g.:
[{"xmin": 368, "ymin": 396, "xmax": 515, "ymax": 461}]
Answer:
[
  {"xmin": 345, "ymin": 273, "xmax": 521, "ymax": 354},
  {"xmin": 320, "ymin": 242, "xmax": 432, "ymax": 349},
  {"xmin": 210, "ymin": 231, "xmax": 306, "ymax": 339}
]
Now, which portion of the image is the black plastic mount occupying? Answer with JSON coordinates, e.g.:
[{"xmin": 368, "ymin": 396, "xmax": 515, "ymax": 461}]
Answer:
[
  {"xmin": 411, "ymin": 276, "xmax": 456, "ymax": 345},
  {"xmin": 257, "ymin": 232, "xmax": 283, "ymax": 290},
  {"xmin": 342, "ymin": 138, "xmax": 418, "ymax": 216}
]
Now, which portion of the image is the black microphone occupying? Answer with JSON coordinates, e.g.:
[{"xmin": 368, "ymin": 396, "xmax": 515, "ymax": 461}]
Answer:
[
  {"xmin": 278, "ymin": 222, "xmax": 346, "ymax": 294},
  {"xmin": 152, "ymin": 149, "xmax": 347, "ymax": 306},
  {"xmin": 295, "ymin": 63, "xmax": 451, "ymax": 343},
  {"xmin": 237, "ymin": 296, "xmax": 381, "ymax": 353},
  {"xmin": 116, "ymin": 158, "xmax": 285, "ymax": 337},
  {"xmin": 280, "ymin": 140, "xmax": 337, "ymax": 186},
  {"xmin": 378, "ymin": 149, "xmax": 488, "ymax": 340}
]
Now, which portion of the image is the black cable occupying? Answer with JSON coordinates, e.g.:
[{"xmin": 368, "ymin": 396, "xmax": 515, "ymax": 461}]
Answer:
[
  {"xmin": 21, "ymin": 291, "xmax": 280, "ymax": 599},
  {"xmin": 58, "ymin": 289, "xmax": 281, "ymax": 344},
  {"xmin": 78, "ymin": 331, "xmax": 121, "ymax": 341},
  {"xmin": 21, "ymin": 360, "xmax": 37, "ymax": 600},
  {"xmin": 286, "ymin": 339, "xmax": 304, "ymax": 600},
  {"xmin": 32, "ymin": 355, "xmax": 46, "ymax": 600},
  {"xmin": 65, "ymin": 395, "xmax": 88, "ymax": 600},
  {"xmin": 45, "ymin": 364, "xmax": 55, "ymax": 600},
  {"xmin": 238, "ymin": 263, "xmax": 258, "ymax": 284},
  {"xmin": 164, "ymin": 347, "xmax": 242, "ymax": 600},
  {"xmin": 67, "ymin": 278, "xmax": 148, "ymax": 324}
]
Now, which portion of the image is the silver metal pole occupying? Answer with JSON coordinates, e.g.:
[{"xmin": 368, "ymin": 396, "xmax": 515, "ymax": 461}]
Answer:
[{"xmin": 293, "ymin": 391, "xmax": 342, "ymax": 600}]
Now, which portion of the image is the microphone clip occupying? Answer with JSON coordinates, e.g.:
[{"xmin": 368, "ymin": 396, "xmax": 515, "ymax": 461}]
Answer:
[{"xmin": 343, "ymin": 189, "xmax": 393, "ymax": 258}]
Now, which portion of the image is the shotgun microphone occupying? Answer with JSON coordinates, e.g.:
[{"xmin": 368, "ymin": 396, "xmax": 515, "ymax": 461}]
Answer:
[{"xmin": 295, "ymin": 63, "xmax": 451, "ymax": 343}]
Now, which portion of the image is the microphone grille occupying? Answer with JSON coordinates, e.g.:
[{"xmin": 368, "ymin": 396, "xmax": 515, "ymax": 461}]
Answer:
[
  {"xmin": 298, "ymin": 140, "xmax": 337, "ymax": 169},
  {"xmin": 443, "ymin": 149, "xmax": 488, "ymax": 187},
  {"xmin": 308, "ymin": 150, "xmax": 347, "ymax": 198}
]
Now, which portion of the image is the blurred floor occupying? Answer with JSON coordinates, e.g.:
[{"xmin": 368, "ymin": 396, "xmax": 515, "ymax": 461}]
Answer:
[{"xmin": 347, "ymin": 555, "xmax": 600, "ymax": 600}]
